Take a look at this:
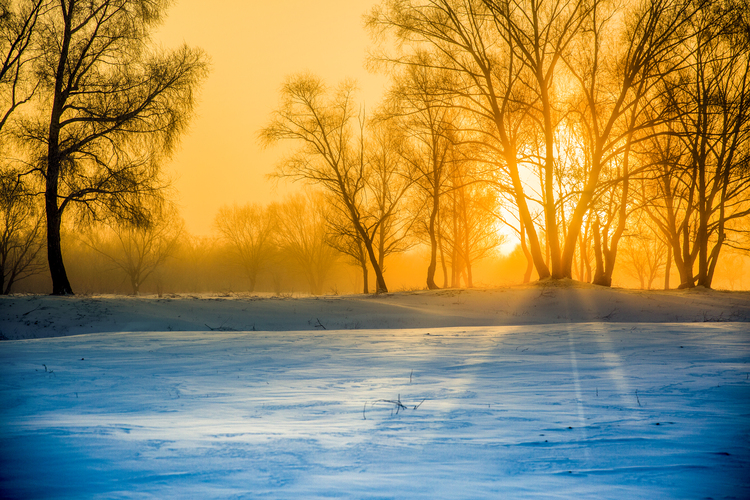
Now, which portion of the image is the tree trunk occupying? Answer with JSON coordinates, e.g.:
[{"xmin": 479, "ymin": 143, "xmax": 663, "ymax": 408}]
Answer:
[
  {"xmin": 247, "ymin": 277, "xmax": 256, "ymax": 293},
  {"xmin": 362, "ymin": 260, "xmax": 369, "ymax": 294},
  {"xmin": 508, "ymin": 160, "xmax": 550, "ymax": 280},
  {"xmin": 439, "ymin": 228, "xmax": 449, "ymax": 288},
  {"xmin": 593, "ymin": 219, "xmax": 613, "ymax": 287},
  {"xmin": 45, "ymin": 207, "xmax": 72, "ymax": 295},
  {"xmin": 451, "ymin": 194, "xmax": 458, "ymax": 288},
  {"xmin": 539, "ymin": 77, "xmax": 562, "ymax": 279},
  {"xmin": 45, "ymin": 4, "xmax": 74, "ymax": 296},
  {"xmin": 664, "ymin": 243, "xmax": 671, "ymax": 290},
  {"xmin": 426, "ymin": 189, "xmax": 440, "ymax": 290},
  {"xmin": 363, "ymin": 239, "xmax": 387, "ymax": 293},
  {"xmin": 578, "ymin": 219, "xmax": 590, "ymax": 282},
  {"xmin": 594, "ymin": 158, "xmax": 630, "ymax": 287},
  {"xmin": 679, "ymin": 174, "xmax": 697, "ymax": 288},
  {"xmin": 520, "ymin": 220, "xmax": 533, "ymax": 283},
  {"xmin": 704, "ymin": 228, "xmax": 725, "ymax": 289},
  {"xmin": 592, "ymin": 219, "xmax": 604, "ymax": 285},
  {"xmin": 45, "ymin": 188, "xmax": 73, "ymax": 295},
  {"xmin": 342, "ymin": 196, "xmax": 388, "ymax": 293},
  {"xmin": 561, "ymin": 172, "xmax": 600, "ymax": 280}
]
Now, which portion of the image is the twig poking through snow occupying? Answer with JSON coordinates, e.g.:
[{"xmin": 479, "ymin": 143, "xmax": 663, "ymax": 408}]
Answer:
[
  {"xmin": 635, "ymin": 389, "xmax": 641, "ymax": 406},
  {"xmin": 314, "ymin": 318, "xmax": 327, "ymax": 330},
  {"xmin": 384, "ymin": 394, "xmax": 408, "ymax": 414},
  {"xmin": 205, "ymin": 323, "xmax": 237, "ymax": 331},
  {"xmin": 369, "ymin": 394, "xmax": 418, "ymax": 416},
  {"xmin": 600, "ymin": 309, "xmax": 618, "ymax": 321},
  {"xmin": 22, "ymin": 305, "xmax": 42, "ymax": 316}
]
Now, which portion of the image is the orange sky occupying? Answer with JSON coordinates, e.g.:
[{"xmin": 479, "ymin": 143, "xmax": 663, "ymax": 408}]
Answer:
[{"xmin": 155, "ymin": 1, "xmax": 387, "ymax": 236}]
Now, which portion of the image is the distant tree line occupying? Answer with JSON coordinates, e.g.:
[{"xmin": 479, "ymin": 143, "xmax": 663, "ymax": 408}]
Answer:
[{"xmin": 7, "ymin": 187, "xmax": 750, "ymax": 295}]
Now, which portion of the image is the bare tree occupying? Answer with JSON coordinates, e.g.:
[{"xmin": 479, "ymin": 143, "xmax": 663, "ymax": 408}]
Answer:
[
  {"xmin": 0, "ymin": 1, "xmax": 48, "ymax": 294},
  {"xmin": 261, "ymin": 74, "xmax": 407, "ymax": 293},
  {"xmin": 483, "ymin": 0, "xmax": 592, "ymax": 279},
  {"xmin": 324, "ymin": 122, "xmax": 414, "ymax": 294},
  {"xmin": 0, "ymin": 170, "xmax": 44, "ymax": 293},
  {"xmin": 441, "ymin": 167, "xmax": 504, "ymax": 287},
  {"xmin": 618, "ymin": 216, "xmax": 668, "ymax": 289},
  {"xmin": 82, "ymin": 204, "xmax": 183, "ymax": 295},
  {"xmin": 273, "ymin": 192, "xmax": 340, "ymax": 295},
  {"xmin": 645, "ymin": 0, "xmax": 750, "ymax": 288},
  {"xmin": 214, "ymin": 203, "xmax": 276, "ymax": 293},
  {"xmin": 385, "ymin": 61, "xmax": 457, "ymax": 289},
  {"xmin": 367, "ymin": 120, "xmax": 416, "ymax": 276},
  {"xmin": 561, "ymin": 0, "xmax": 699, "ymax": 285},
  {"xmin": 18, "ymin": 0, "xmax": 207, "ymax": 295},
  {"xmin": 368, "ymin": 0, "xmax": 563, "ymax": 280}
]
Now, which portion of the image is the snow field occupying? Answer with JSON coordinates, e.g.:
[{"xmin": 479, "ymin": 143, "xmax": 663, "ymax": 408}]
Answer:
[{"xmin": 1, "ymin": 323, "xmax": 748, "ymax": 499}]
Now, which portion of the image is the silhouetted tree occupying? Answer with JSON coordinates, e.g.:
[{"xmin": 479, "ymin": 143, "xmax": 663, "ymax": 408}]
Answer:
[
  {"xmin": 0, "ymin": 0, "xmax": 47, "ymax": 294},
  {"xmin": 82, "ymin": 204, "xmax": 183, "ymax": 295},
  {"xmin": 0, "ymin": 170, "xmax": 44, "ymax": 293},
  {"xmin": 19, "ymin": 0, "xmax": 207, "ymax": 295},
  {"xmin": 385, "ymin": 61, "xmax": 457, "ymax": 289},
  {"xmin": 441, "ymin": 170, "xmax": 504, "ymax": 288},
  {"xmin": 367, "ymin": 120, "xmax": 416, "ymax": 276},
  {"xmin": 368, "ymin": 0, "xmax": 559, "ymax": 280},
  {"xmin": 324, "ymin": 122, "xmax": 414, "ymax": 293},
  {"xmin": 273, "ymin": 192, "xmax": 340, "ymax": 295},
  {"xmin": 563, "ymin": 0, "xmax": 698, "ymax": 285},
  {"xmin": 645, "ymin": 0, "xmax": 750, "ymax": 288},
  {"xmin": 214, "ymin": 203, "xmax": 276, "ymax": 292},
  {"xmin": 262, "ymin": 74, "xmax": 406, "ymax": 293}
]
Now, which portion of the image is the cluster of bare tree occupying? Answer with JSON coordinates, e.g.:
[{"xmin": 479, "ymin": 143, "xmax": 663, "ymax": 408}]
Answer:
[
  {"xmin": 0, "ymin": 0, "xmax": 208, "ymax": 295},
  {"xmin": 9, "ymin": 188, "xmax": 749, "ymax": 295},
  {"xmin": 259, "ymin": 73, "xmax": 505, "ymax": 293},
  {"xmin": 57, "ymin": 193, "xmax": 343, "ymax": 296},
  {"xmin": 359, "ymin": 0, "xmax": 750, "ymax": 290},
  {"xmin": 3, "ymin": 0, "xmax": 749, "ymax": 295},
  {"xmin": 215, "ymin": 192, "xmax": 347, "ymax": 295}
]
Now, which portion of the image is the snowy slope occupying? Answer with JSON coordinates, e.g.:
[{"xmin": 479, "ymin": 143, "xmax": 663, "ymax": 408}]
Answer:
[
  {"xmin": 3, "ymin": 284, "xmax": 750, "ymax": 340},
  {"xmin": 1, "ymin": 323, "xmax": 748, "ymax": 499}
]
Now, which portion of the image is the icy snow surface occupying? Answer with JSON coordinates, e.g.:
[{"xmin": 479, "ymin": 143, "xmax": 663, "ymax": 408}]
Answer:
[{"xmin": 1, "ymin": 322, "xmax": 748, "ymax": 499}]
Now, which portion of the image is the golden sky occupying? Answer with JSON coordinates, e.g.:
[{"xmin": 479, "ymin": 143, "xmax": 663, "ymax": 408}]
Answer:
[{"xmin": 156, "ymin": 1, "xmax": 387, "ymax": 236}]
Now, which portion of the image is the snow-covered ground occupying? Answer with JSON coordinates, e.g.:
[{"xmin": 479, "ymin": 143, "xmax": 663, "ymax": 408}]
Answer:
[
  {"xmin": 1, "ymin": 286, "xmax": 749, "ymax": 498},
  {"xmin": 3, "ymin": 284, "xmax": 750, "ymax": 340}
]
